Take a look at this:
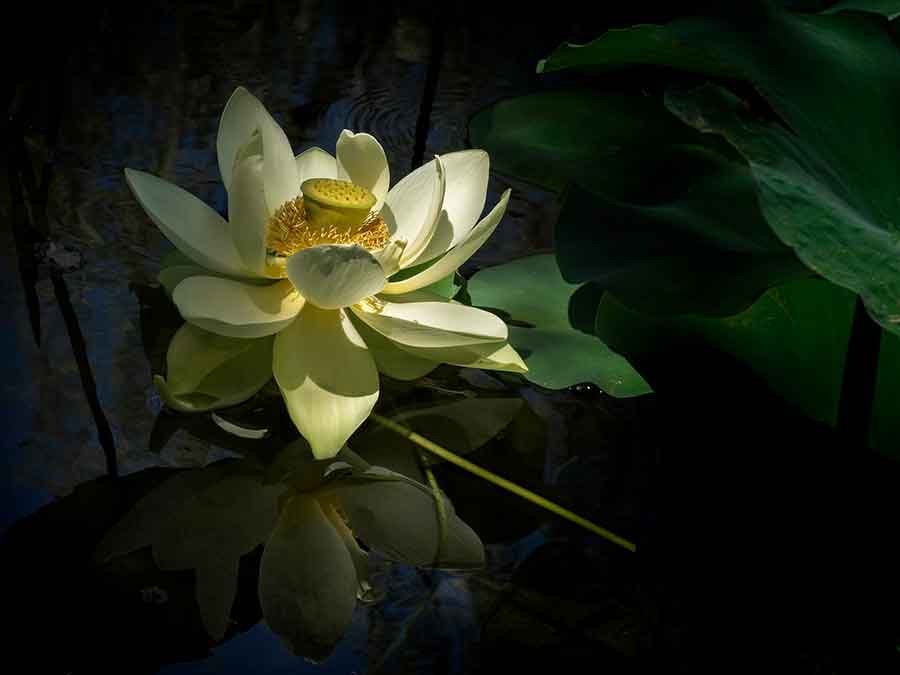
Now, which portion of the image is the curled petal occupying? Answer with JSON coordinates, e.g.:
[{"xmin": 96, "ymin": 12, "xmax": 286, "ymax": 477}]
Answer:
[
  {"xmin": 286, "ymin": 244, "xmax": 386, "ymax": 310},
  {"xmin": 174, "ymin": 277, "xmax": 304, "ymax": 338},
  {"xmin": 381, "ymin": 155, "xmax": 446, "ymax": 266},
  {"xmin": 351, "ymin": 291, "xmax": 507, "ymax": 349},
  {"xmin": 154, "ymin": 323, "xmax": 274, "ymax": 413},
  {"xmin": 410, "ymin": 150, "xmax": 490, "ymax": 264},
  {"xmin": 274, "ymin": 306, "xmax": 379, "ymax": 459},
  {"xmin": 336, "ymin": 130, "xmax": 390, "ymax": 206},
  {"xmin": 382, "ymin": 189, "xmax": 510, "ymax": 295}
]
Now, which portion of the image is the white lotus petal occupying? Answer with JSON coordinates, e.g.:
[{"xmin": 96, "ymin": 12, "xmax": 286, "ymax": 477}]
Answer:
[
  {"xmin": 351, "ymin": 292, "xmax": 506, "ymax": 348},
  {"xmin": 351, "ymin": 315, "xmax": 438, "ymax": 381},
  {"xmin": 228, "ymin": 156, "xmax": 270, "ymax": 277},
  {"xmin": 411, "ymin": 150, "xmax": 490, "ymax": 264},
  {"xmin": 257, "ymin": 105, "xmax": 300, "ymax": 214},
  {"xmin": 259, "ymin": 495, "xmax": 357, "ymax": 659},
  {"xmin": 215, "ymin": 87, "xmax": 299, "ymax": 213},
  {"xmin": 158, "ymin": 264, "xmax": 209, "ymax": 297},
  {"xmin": 125, "ymin": 169, "xmax": 249, "ymax": 277},
  {"xmin": 382, "ymin": 189, "xmax": 510, "ymax": 295},
  {"xmin": 286, "ymin": 244, "xmax": 386, "ymax": 310},
  {"xmin": 336, "ymin": 130, "xmax": 390, "ymax": 205},
  {"xmin": 381, "ymin": 155, "xmax": 446, "ymax": 266},
  {"xmin": 174, "ymin": 277, "xmax": 304, "ymax": 338},
  {"xmin": 296, "ymin": 147, "xmax": 338, "ymax": 183},
  {"xmin": 396, "ymin": 340, "xmax": 528, "ymax": 373},
  {"xmin": 371, "ymin": 240, "xmax": 407, "ymax": 278},
  {"xmin": 273, "ymin": 306, "xmax": 379, "ymax": 459},
  {"xmin": 217, "ymin": 87, "xmax": 262, "ymax": 191}
]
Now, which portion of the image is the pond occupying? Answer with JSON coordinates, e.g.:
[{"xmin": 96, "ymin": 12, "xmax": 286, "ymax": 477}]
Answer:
[{"xmin": 3, "ymin": 1, "xmax": 899, "ymax": 673}]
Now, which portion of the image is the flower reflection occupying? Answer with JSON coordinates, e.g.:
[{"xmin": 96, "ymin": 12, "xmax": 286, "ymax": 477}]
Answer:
[{"xmin": 96, "ymin": 443, "xmax": 483, "ymax": 659}]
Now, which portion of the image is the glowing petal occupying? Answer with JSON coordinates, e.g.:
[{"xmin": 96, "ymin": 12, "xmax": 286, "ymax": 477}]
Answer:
[
  {"xmin": 351, "ymin": 291, "xmax": 507, "ymax": 348},
  {"xmin": 273, "ymin": 306, "xmax": 379, "ymax": 459},
  {"xmin": 336, "ymin": 130, "xmax": 390, "ymax": 206},
  {"xmin": 411, "ymin": 150, "xmax": 490, "ymax": 264},
  {"xmin": 125, "ymin": 169, "xmax": 249, "ymax": 277},
  {"xmin": 173, "ymin": 277, "xmax": 304, "ymax": 338},
  {"xmin": 381, "ymin": 154, "xmax": 446, "ymax": 266},
  {"xmin": 286, "ymin": 244, "xmax": 386, "ymax": 310},
  {"xmin": 228, "ymin": 156, "xmax": 270, "ymax": 277},
  {"xmin": 382, "ymin": 189, "xmax": 510, "ymax": 295}
]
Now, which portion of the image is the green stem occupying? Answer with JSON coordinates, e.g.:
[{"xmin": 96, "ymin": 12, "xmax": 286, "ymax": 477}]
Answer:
[
  {"xmin": 419, "ymin": 452, "xmax": 449, "ymax": 565},
  {"xmin": 371, "ymin": 413, "xmax": 637, "ymax": 553}
]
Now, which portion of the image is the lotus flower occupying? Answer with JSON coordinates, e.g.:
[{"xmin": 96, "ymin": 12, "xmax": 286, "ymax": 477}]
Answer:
[{"xmin": 126, "ymin": 87, "xmax": 525, "ymax": 458}]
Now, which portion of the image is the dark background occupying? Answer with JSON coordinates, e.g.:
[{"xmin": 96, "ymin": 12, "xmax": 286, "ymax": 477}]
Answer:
[{"xmin": 3, "ymin": 1, "xmax": 899, "ymax": 673}]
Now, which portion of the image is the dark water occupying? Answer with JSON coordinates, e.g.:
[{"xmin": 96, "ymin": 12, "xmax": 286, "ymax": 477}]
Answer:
[{"xmin": 4, "ymin": 1, "xmax": 899, "ymax": 673}]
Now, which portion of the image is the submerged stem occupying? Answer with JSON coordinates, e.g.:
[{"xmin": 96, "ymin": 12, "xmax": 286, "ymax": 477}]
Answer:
[{"xmin": 371, "ymin": 413, "xmax": 637, "ymax": 553}]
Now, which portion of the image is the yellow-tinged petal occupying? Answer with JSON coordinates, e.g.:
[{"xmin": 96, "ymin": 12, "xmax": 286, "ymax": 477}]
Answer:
[
  {"xmin": 397, "ymin": 341, "xmax": 528, "ymax": 373},
  {"xmin": 217, "ymin": 87, "xmax": 263, "ymax": 191},
  {"xmin": 158, "ymin": 264, "xmax": 209, "ymax": 298},
  {"xmin": 335, "ymin": 130, "xmax": 390, "ymax": 206},
  {"xmin": 410, "ymin": 150, "xmax": 490, "ymax": 264},
  {"xmin": 274, "ymin": 306, "xmax": 379, "ymax": 459},
  {"xmin": 382, "ymin": 189, "xmax": 510, "ymax": 295},
  {"xmin": 285, "ymin": 244, "xmax": 386, "ymax": 310},
  {"xmin": 125, "ymin": 169, "xmax": 250, "ymax": 277},
  {"xmin": 350, "ymin": 315, "xmax": 438, "ymax": 381},
  {"xmin": 173, "ymin": 277, "xmax": 304, "ymax": 338},
  {"xmin": 350, "ymin": 291, "xmax": 507, "ymax": 349},
  {"xmin": 296, "ymin": 147, "xmax": 338, "ymax": 183},
  {"xmin": 215, "ymin": 87, "xmax": 299, "ymax": 213},
  {"xmin": 228, "ymin": 156, "xmax": 271, "ymax": 277},
  {"xmin": 381, "ymin": 155, "xmax": 446, "ymax": 266}
]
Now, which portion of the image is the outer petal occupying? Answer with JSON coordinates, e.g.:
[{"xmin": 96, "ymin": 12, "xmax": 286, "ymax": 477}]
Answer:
[
  {"xmin": 227, "ymin": 156, "xmax": 270, "ymax": 277},
  {"xmin": 393, "ymin": 340, "xmax": 528, "ymax": 373},
  {"xmin": 381, "ymin": 155, "xmax": 446, "ymax": 266},
  {"xmin": 273, "ymin": 306, "xmax": 379, "ymax": 459},
  {"xmin": 351, "ymin": 291, "xmax": 507, "ymax": 348},
  {"xmin": 382, "ymin": 189, "xmax": 510, "ymax": 295},
  {"xmin": 410, "ymin": 150, "xmax": 490, "ymax": 264},
  {"xmin": 286, "ymin": 244, "xmax": 386, "ymax": 310},
  {"xmin": 173, "ymin": 277, "xmax": 304, "ymax": 338},
  {"xmin": 259, "ymin": 495, "xmax": 357, "ymax": 659},
  {"xmin": 216, "ymin": 87, "xmax": 299, "ymax": 213},
  {"xmin": 336, "ymin": 130, "xmax": 390, "ymax": 205},
  {"xmin": 296, "ymin": 147, "xmax": 338, "ymax": 183},
  {"xmin": 350, "ymin": 314, "xmax": 439, "ymax": 381},
  {"xmin": 125, "ymin": 169, "xmax": 250, "ymax": 277},
  {"xmin": 153, "ymin": 323, "xmax": 274, "ymax": 413}
]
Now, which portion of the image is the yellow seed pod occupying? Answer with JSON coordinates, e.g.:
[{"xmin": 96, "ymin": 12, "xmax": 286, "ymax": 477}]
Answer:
[{"xmin": 301, "ymin": 178, "xmax": 376, "ymax": 230}]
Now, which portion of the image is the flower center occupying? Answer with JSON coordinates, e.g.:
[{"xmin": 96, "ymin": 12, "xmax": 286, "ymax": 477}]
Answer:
[{"xmin": 266, "ymin": 179, "xmax": 390, "ymax": 260}]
